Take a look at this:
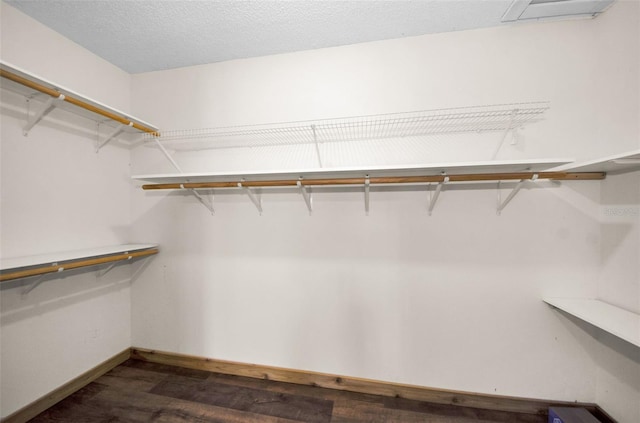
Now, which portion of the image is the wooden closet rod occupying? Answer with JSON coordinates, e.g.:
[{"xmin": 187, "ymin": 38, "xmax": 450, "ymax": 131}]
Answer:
[
  {"xmin": 141, "ymin": 171, "xmax": 605, "ymax": 190},
  {"xmin": 0, "ymin": 69, "xmax": 158, "ymax": 134},
  {"xmin": 0, "ymin": 248, "xmax": 159, "ymax": 282}
]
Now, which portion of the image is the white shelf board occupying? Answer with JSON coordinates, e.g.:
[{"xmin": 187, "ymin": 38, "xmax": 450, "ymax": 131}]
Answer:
[
  {"xmin": 544, "ymin": 298, "xmax": 640, "ymax": 348},
  {"xmin": 0, "ymin": 244, "xmax": 158, "ymax": 271},
  {"xmin": 0, "ymin": 61, "xmax": 158, "ymax": 133},
  {"xmin": 551, "ymin": 149, "xmax": 640, "ymax": 174},
  {"xmin": 133, "ymin": 158, "xmax": 572, "ymax": 184}
]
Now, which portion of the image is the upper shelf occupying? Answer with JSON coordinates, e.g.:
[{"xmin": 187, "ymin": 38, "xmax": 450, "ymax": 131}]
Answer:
[
  {"xmin": 0, "ymin": 244, "xmax": 159, "ymax": 282},
  {"xmin": 552, "ymin": 149, "xmax": 640, "ymax": 174},
  {"xmin": 544, "ymin": 298, "xmax": 640, "ymax": 348},
  {"xmin": 144, "ymin": 102, "xmax": 549, "ymax": 151},
  {"xmin": 0, "ymin": 61, "xmax": 158, "ymax": 135},
  {"xmin": 133, "ymin": 158, "xmax": 573, "ymax": 185}
]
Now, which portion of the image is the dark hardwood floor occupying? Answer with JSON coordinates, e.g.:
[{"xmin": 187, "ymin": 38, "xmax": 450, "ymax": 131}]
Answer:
[{"xmin": 30, "ymin": 360, "xmax": 546, "ymax": 422}]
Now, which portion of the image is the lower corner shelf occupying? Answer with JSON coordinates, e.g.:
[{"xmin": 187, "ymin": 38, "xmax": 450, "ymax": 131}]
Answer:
[
  {"xmin": 544, "ymin": 297, "xmax": 640, "ymax": 348},
  {"xmin": 0, "ymin": 244, "xmax": 159, "ymax": 283}
]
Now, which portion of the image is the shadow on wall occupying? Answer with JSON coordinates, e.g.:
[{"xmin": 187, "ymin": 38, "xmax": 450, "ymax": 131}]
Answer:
[
  {"xmin": 0, "ymin": 257, "xmax": 154, "ymax": 326},
  {"xmin": 135, "ymin": 179, "xmax": 599, "ymax": 266},
  {"xmin": 550, "ymin": 310, "xmax": 640, "ymax": 421},
  {"xmin": 549, "ymin": 310, "xmax": 640, "ymax": 390},
  {"xmin": 600, "ymin": 222, "xmax": 636, "ymax": 263},
  {"xmin": 0, "ymin": 90, "xmax": 140, "ymax": 146},
  {"xmin": 551, "ymin": 310, "xmax": 640, "ymax": 366}
]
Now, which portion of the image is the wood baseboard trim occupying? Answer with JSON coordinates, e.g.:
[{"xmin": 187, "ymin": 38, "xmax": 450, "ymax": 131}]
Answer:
[
  {"xmin": 129, "ymin": 347, "xmax": 614, "ymax": 421},
  {"xmin": 1, "ymin": 348, "xmax": 131, "ymax": 423}
]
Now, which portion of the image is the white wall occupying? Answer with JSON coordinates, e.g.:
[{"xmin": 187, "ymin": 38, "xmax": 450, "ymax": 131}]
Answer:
[
  {"xmin": 596, "ymin": 170, "xmax": 640, "ymax": 422},
  {"xmin": 130, "ymin": 2, "xmax": 639, "ymax": 422},
  {"xmin": 0, "ymin": 4, "xmax": 134, "ymax": 418}
]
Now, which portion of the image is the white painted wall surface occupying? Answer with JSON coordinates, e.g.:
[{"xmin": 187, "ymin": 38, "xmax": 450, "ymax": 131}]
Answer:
[
  {"xmin": 130, "ymin": 2, "xmax": 639, "ymax": 422},
  {"xmin": 596, "ymin": 171, "xmax": 640, "ymax": 422},
  {"xmin": 0, "ymin": 4, "xmax": 134, "ymax": 418}
]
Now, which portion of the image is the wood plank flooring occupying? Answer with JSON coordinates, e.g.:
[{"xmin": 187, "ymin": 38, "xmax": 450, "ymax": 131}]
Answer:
[{"xmin": 30, "ymin": 360, "xmax": 547, "ymax": 422}]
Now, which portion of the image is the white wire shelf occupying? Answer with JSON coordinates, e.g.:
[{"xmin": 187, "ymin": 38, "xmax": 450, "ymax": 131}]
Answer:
[{"xmin": 145, "ymin": 102, "xmax": 549, "ymax": 151}]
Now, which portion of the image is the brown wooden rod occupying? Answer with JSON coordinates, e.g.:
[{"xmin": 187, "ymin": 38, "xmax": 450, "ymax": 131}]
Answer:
[
  {"xmin": 0, "ymin": 248, "xmax": 159, "ymax": 282},
  {"xmin": 0, "ymin": 69, "xmax": 158, "ymax": 134},
  {"xmin": 141, "ymin": 172, "xmax": 605, "ymax": 190}
]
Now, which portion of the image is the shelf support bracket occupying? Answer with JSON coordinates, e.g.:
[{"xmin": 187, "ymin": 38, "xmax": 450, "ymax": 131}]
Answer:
[
  {"xmin": 153, "ymin": 137, "xmax": 215, "ymax": 215},
  {"xmin": 238, "ymin": 181, "xmax": 262, "ymax": 214},
  {"xmin": 96, "ymin": 122, "xmax": 133, "ymax": 152},
  {"xmin": 297, "ymin": 179, "xmax": 313, "ymax": 215},
  {"xmin": 492, "ymin": 108, "xmax": 518, "ymax": 159},
  {"xmin": 497, "ymin": 173, "xmax": 538, "ymax": 215},
  {"xmin": 311, "ymin": 125, "xmax": 323, "ymax": 168},
  {"xmin": 181, "ymin": 184, "xmax": 215, "ymax": 215},
  {"xmin": 21, "ymin": 260, "xmax": 65, "ymax": 294},
  {"xmin": 153, "ymin": 137, "xmax": 183, "ymax": 173},
  {"xmin": 428, "ymin": 175, "xmax": 449, "ymax": 215},
  {"xmin": 23, "ymin": 94, "xmax": 65, "ymax": 136},
  {"xmin": 364, "ymin": 176, "xmax": 370, "ymax": 215}
]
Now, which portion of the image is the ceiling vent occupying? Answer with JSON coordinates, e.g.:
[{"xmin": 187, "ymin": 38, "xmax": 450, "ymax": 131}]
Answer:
[{"xmin": 502, "ymin": 0, "xmax": 615, "ymax": 22}]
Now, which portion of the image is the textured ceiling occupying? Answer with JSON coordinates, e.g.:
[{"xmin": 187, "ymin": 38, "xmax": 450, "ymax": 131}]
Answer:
[
  {"xmin": 3, "ymin": 1, "xmax": 532, "ymax": 74},
  {"xmin": 4, "ymin": 0, "xmax": 517, "ymax": 73}
]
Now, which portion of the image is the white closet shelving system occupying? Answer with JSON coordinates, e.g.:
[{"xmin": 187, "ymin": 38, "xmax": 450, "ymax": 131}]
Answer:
[
  {"xmin": 544, "ymin": 149, "xmax": 640, "ymax": 349},
  {"xmin": 0, "ymin": 62, "xmax": 160, "ymax": 286},
  {"xmin": 0, "ymin": 245, "xmax": 159, "ymax": 293},
  {"xmin": 133, "ymin": 102, "xmax": 606, "ymax": 215},
  {"xmin": 132, "ymin": 103, "xmax": 640, "ymax": 350},
  {"xmin": 3, "ymin": 61, "xmax": 639, "ymax": 347},
  {"xmin": 0, "ymin": 61, "xmax": 158, "ymax": 150}
]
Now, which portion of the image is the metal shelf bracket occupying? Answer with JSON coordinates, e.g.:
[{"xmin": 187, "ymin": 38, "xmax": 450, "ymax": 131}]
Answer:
[
  {"xmin": 96, "ymin": 122, "xmax": 133, "ymax": 152},
  {"xmin": 497, "ymin": 173, "xmax": 538, "ymax": 215},
  {"xmin": 153, "ymin": 137, "xmax": 214, "ymax": 215},
  {"xmin": 153, "ymin": 137, "xmax": 183, "ymax": 173},
  {"xmin": 22, "ymin": 261, "xmax": 65, "ymax": 294},
  {"xmin": 492, "ymin": 108, "xmax": 519, "ymax": 159},
  {"xmin": 297, "ymin": 179, "xmax": 313, "ymax": 215},
  {"xmin": 311, "ymin": 125, "xmax": 323, "ymax": 168},
  {"xmin": 428, "ymin": 174, "xmax": 449, "ymax": 215},
  {"xmin": 23, "ymin": 94, "xmax": 65, "ymax": 136},
  {"xmin": 180, "ymin": 184, "xmax": 215, "ymax": 215},
  {"xmin": 364, "ymin": 176, "xmax": 370, "ymax": 215},
  {"xmin": 238, "ymin": 181, "xmax": 263, "ymax": 214}
]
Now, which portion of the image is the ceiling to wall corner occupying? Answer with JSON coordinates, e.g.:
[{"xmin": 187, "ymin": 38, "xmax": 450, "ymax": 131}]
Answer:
[{"xmin": 4, "ymin": 0, "xmax": 616, "ymax": 74}]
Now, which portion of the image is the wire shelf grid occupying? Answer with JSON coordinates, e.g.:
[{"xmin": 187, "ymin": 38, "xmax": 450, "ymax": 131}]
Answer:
[{"xmin": 144, "ymin": 102, "xmax": 549, "ymax": 150}]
